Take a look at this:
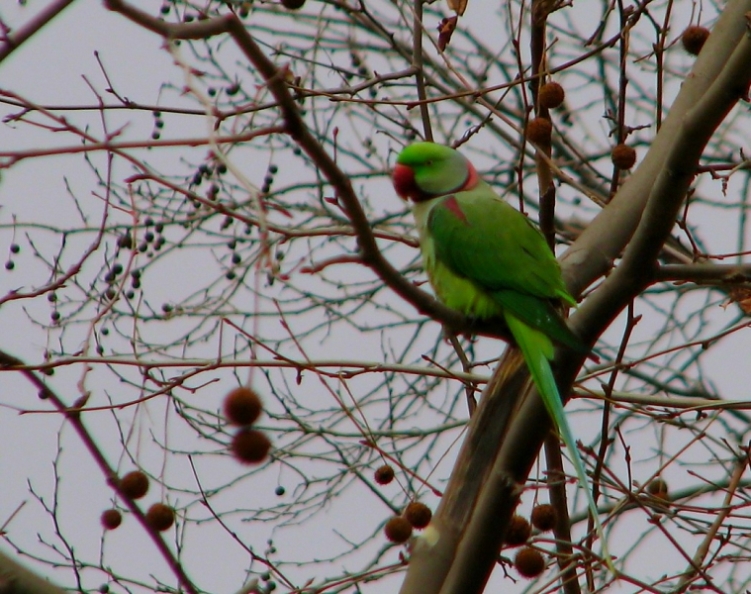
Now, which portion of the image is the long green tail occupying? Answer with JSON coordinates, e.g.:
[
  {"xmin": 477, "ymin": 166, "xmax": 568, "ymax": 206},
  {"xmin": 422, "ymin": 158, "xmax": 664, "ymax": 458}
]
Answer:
[{"xmin": 504, "ymin": 312, "xmax": 614, "ymax": 572}]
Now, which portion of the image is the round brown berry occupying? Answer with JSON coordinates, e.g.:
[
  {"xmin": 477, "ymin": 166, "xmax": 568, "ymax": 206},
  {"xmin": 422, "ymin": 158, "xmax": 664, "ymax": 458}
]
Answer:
[
  {"xmin": 231, "ymin": 428, "xmax": 271, "ymax": 464},
  {"xmin": 145, "ymin": 503, "xmax": 175, "ymax": 531},
  {"xmin": 647, "ymin": 477, "xmax": 669, "ymax": 501},
  {"xmin": 223, "ymin": 386, "xmax": 263, "ymax": 426},
  {"xmin": 526, "ymin": 117, "xmax": 552, "ymax": 145},
  {"xmin": 281, "ymin": 0, "xmax": 306, "ymax": 9},
  {"xmin": 119, "ymin": 471, "xmax": 149, "ymax": 500},
  {"xmin": 374, "ymin": 464, "xmax": 395, "ymax": 485},
  {"xmin": 514, "ymin": 546, "xmax": 546, "ymax": 578},
  {"xmin": 611, "ymin": 144, "xmax": 636, "ymax": 169},
  {"xmin": 538, "ymin": 82, "xmax": 565, "ymax": 109},
  {"xmin": 404, "ymin": 502, "xmax": 432, "ymax": 529},
  {"xmin": 503, "ymin": 514, "xmax": 531, "ymax": 546},
  {"xmin": 101, "ymin": 509, "xmax": 122, "ymax": 530},
  {"xmin": 384, "ymin": 516, "xmax": 413, "ymax": 543},
  {"xmin": 682, "ymin": 26, "xmax": 709, "ymax": 56},
  {"xmin": 530, "ymin": 503, "xmax": 557, "ymax": 532}
]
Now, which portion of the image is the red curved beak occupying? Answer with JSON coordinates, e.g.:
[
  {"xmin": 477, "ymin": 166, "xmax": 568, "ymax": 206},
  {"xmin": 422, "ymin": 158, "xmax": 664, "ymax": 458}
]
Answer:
[{"xmin": 392, "ymin": 163, "xmax": 415, "ymax": 201}]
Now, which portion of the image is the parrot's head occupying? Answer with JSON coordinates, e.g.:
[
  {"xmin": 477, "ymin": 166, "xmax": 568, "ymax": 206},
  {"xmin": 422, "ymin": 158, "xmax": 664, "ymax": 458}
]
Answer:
[{"xmin": 392, "ymin": 142, "xmax": 478, "ymax": 202}]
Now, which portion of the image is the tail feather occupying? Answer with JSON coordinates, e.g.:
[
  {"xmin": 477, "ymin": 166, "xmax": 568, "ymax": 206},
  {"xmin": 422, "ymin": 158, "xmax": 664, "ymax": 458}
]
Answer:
[{"xmin": 504, "ymin": 312, "xmax": 614, "ymax": 572}]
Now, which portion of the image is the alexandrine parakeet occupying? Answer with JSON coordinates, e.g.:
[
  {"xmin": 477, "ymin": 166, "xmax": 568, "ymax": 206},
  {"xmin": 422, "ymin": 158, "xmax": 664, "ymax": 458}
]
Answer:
[{"xmin": 392, "ymin": 141, "xmax": 610, "ymax": 565}]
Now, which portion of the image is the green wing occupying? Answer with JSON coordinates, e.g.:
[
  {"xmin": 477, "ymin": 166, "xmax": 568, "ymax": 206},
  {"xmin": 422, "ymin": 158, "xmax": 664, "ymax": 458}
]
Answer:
[
  {"xmin": 427, "ymin": 182, "xmax": 587, "ymax": 353},
  {"xmin": 492, "ymin": 290, "xmax": 586, "ymax": 354}
]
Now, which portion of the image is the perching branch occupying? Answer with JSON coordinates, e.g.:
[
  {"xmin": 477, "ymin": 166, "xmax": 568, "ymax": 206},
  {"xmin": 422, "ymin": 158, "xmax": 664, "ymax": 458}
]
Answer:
[{"xmin": 402, "ymin": 2, "xmax": 751, "ymax": 593}]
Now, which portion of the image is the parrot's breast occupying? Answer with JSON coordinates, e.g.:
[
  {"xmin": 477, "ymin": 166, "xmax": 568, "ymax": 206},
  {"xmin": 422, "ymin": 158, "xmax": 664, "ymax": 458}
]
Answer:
[{"xmin": 412, "ymin": 200, "xmax": 502, "ymax": 319}]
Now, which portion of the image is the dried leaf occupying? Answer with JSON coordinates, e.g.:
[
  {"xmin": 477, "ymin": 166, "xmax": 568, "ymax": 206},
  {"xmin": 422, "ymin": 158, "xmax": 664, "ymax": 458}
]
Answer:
[
  {"xmin": 438, "ymin": 16, "xmax": 459, "ymax": 52},
  {"xmin": 728, "ymin": 287, "xmax": 751, "ymax": 315},
  {"xmin": 447, "ymin": 0, "xmax": 468, "ymax": 16}
]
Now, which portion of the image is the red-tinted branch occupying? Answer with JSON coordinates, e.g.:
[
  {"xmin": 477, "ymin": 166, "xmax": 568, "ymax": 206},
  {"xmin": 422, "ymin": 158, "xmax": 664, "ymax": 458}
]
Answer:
[
  {"xmin": 0, "ymin": 0, "xmax": 76, "ymax": 64},
  {"xmin": 103, "ymin": 0, "xmax": 513, "ymax": 342},
  {"xmin": 0, "ymin": 349, "xmax": 199, "ymax": 594}
]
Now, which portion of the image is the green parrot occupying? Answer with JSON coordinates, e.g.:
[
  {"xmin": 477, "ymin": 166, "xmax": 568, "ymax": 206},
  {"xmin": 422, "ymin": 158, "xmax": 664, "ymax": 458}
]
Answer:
[{"xmin": 392, "ymin": 141, "xmax": 611, "ymax": 568}]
